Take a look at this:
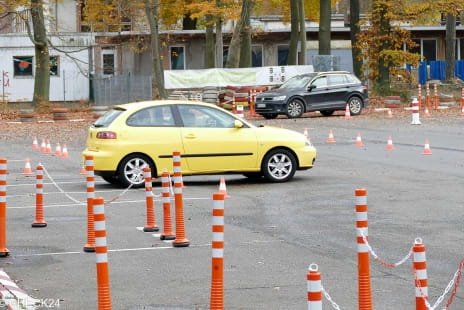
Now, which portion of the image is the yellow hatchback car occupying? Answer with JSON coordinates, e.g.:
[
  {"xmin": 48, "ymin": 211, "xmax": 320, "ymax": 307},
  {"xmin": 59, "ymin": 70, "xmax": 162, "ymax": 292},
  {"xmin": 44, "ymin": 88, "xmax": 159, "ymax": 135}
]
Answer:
[{"xmin": 82, "ymin": 100, "xmax": 317, "ymax": 188}]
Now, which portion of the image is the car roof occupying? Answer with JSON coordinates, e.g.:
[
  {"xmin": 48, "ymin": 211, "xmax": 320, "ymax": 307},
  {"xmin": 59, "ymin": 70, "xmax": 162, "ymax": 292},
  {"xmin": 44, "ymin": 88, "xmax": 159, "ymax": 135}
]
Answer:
[{"xmin": 113, "ymin": 100, "xmax": 217, "ymax": 111}]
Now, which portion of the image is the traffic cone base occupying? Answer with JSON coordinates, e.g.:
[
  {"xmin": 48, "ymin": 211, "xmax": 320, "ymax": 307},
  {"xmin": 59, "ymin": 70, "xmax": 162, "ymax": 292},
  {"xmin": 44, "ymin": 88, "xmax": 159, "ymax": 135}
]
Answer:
[
  {"xmin": 160, "ymin": 234, "xmax": 176, "ymax": 240},
  {"xmin": 31, "ymin": 221, "xmax": 47, "ymax": 228},
  {"xmin": 172, "ymin": 239, "xmax": 190, "ymax": 247},
  {"xmin": 143, "ymin": 226, "xmax": 160, "ymax": 232},
  {"xmin": 83, "ymin": 244, "xmax": 96, "ymax": 252},
  {"xmin": 0, "ymin": 249, "xmax": 9, "ymax": 257}
]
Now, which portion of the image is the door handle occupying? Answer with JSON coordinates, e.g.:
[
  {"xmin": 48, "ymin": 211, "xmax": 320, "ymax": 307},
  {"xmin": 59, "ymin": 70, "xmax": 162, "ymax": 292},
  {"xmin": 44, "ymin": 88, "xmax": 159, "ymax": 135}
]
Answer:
[{"xmin": 185, "ymin": 133, "xmax": 196, "ymax": 139}]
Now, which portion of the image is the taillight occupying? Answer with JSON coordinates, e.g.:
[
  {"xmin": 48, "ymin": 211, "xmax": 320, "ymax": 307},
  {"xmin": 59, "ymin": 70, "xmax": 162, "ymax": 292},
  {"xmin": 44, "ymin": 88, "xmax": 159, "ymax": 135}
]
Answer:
[{"xmin": 96, "ymin": 131, "xmax": 117, "ymax": 139}]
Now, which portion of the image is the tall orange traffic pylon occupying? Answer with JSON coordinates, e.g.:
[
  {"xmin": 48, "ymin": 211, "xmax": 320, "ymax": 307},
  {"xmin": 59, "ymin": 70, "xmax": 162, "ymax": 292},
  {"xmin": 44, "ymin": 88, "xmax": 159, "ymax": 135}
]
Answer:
[
  {"xmin": 210, "ymin": 192, "xmax": 225, "ymax": 310},
  {"xmin": 385, "ymin": 136, "xmax": 395, "ymax": 151},
  {"xmin": 326, "ymin": 130, "xmax": 336, "ymax": 144},
  {"xmin": 422, "ymin": 139, "xmax": 432, "ymax": 155},
  {"xmin": 344, "ymin": 104, "xmax": 351, "ymax": 119},
  {"xmin": 61, "ymin": 144, "xmax": 69, "ymax": 158},
  {"xmin": 32, "ymin": 137, "xmax": 39, "ymax": 150},
  {"xmin": 354, "ymin": 133, "xmax": 364, "ymax": 147},
  {"xmin": 0, "ymin": 158, "xmax": 9, "ymax": 257},
  {"xmin": 218, "ymin": 177, "xmax": 230, "ymax": 198},
  {"xmin": 21, "ymin": 158, "xmax": 34, "ymax": 175}
]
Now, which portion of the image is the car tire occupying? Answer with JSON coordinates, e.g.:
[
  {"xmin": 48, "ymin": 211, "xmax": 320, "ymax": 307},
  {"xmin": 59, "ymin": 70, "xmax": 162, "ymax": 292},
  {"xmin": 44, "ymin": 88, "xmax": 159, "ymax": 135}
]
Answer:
[
  {"xmin": 117, "ymin": 154, "xmax": 155, "ymax": 188},
  {"xmin": 262, "ymin": 113, "xmax": 278, "ymax": 119},
  {"xmin": 261, "ymin": 148, "xmax": 296, "ymax": 182},
  {"xmin": 286, "ymin": 98, "xmax": 304, "ymax": 118},
  {"xmin": 320, "ymin": 110, "xmax": 335, "ymax": 116},
  {"xmin": 101, "ymin": 175, "xmax": 120, "ymax": 185},
  {"xmin": 348, "ymin": 96, "xmax": 363, "ymax": 115}
]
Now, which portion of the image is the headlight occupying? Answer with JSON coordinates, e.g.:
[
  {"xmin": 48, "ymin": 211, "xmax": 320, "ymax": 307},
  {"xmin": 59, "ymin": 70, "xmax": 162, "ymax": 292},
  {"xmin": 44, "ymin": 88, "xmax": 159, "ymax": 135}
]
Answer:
[
  {"xmin": 273, "ymin": 95, "xmax": 287, "ymax": 101},
  {"xmin": 305, "ymin": 139, "xmax": 313, "ymax": 147}
]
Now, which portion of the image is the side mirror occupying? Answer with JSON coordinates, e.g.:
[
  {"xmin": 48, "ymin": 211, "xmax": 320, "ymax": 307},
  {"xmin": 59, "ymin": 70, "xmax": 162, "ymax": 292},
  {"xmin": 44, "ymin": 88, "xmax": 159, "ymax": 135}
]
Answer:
[
  {"xmin": 308, "ymin": 85, "xmax": 316, "ymax": 92},
  {"xmin": 234, "ymin": 119, "xmax": 244, "ymax": 128}
]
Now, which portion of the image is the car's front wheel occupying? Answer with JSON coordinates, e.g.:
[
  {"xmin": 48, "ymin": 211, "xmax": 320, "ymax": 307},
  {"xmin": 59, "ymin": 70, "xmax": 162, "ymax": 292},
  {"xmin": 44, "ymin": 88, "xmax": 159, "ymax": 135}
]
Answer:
[
  {"xmin": 348, "ymin": 96, "xmax": 363, "ymax": 115},
  {"xmin": 261, "ymin": 148, "xmax": 296, "ymax": 182},
  {"xmin": 118, "ymin": 154, "xmax": 155, "ymax": 188},
  {"xmin": 286, "ymin": 99, "xmax": 304, "ymax": 118},
  {"xmin": 262, "ymin": 113, "xmax": 278, "ymax": 119}
]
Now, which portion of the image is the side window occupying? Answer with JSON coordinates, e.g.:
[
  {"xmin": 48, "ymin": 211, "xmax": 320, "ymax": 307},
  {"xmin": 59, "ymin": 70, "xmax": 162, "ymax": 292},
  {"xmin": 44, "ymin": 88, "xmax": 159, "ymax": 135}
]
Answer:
[
  {"xmin": 127, "ymin": 106, "xmax": 175, "ymax": 127},
  {"xmin": 179, "ymin": 105, "xmax": 238, "ymax": 128},
  {"xmin": 328, "ymin": 74, "xmax": 346, "ymax": 86},
  {"xmin": 311, "ymin": 76, "xmax": 328, "ymax": 88}
]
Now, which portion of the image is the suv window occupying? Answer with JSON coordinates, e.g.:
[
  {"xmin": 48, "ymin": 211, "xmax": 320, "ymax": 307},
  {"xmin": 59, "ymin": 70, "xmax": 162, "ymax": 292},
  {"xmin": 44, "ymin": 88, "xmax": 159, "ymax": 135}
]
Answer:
[
  {"xmin": 312, "ymin": 76, "xmax": 328, "ymax": 88},
  {"xmin": 328, "ymin": 74, "xmax": 347, "ymax": 86}
]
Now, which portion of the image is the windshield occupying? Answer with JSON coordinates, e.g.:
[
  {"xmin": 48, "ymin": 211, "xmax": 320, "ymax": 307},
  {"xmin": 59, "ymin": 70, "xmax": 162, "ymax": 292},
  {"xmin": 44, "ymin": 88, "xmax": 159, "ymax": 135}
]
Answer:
[
  {"xmin": 279, "ymin": 74, "xmax": 316, "ymax": 89},
  {"xmin": 93, "ymin": 108, "xmax": 124, "ymax": 127}
]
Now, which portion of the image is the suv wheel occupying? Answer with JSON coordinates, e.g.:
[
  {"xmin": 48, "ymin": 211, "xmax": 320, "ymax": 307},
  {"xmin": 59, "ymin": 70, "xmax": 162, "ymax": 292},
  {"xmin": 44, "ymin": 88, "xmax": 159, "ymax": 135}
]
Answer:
[
  {"xmin": 261, "ymin": 148, "xmax": 296, "ymax": 182},
  {"xmin": 286, "ymin": 99, "xmax": 304, "ymax": 118},
  {"xmin": 348, "ymin": 96, "xmax": 363, "ymax": 115},
  {"xmin": 262, "ymin": 113, "xmax": 278, "ymax": 119}
]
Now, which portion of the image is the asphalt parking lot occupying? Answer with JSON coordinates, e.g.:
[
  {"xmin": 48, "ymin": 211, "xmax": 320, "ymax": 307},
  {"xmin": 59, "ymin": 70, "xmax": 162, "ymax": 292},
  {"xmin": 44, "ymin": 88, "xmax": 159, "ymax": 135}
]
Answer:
[{"xmin": 0, "ymin": 107, "xmax": 464, "ymax": 309}]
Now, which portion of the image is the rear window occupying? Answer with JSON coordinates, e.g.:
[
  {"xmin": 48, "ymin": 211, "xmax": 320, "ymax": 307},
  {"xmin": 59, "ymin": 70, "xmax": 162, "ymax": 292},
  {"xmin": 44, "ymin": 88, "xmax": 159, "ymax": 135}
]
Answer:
[{"xmin": 93, "ymin": 108, "xmax": 123, "ymax": 128}]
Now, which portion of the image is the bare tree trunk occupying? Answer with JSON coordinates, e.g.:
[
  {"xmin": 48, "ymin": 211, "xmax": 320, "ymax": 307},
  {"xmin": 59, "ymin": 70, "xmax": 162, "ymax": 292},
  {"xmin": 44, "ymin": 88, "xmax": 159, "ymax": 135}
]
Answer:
[
  {"xmin": 143, "ymin": 0, "xmax": 167, "ymax": 99},
  {"xmin": 298, "ymin": 0, "xmax": 306, "ymax": 65},
  {"xmin": 288, "ymin": 0, "xmax": 299, "ymax": 65},
  {"xmin": 31, "ymin": 0, "xmax": 50, "ymax": 107},
  {"xmin": 215, "ymin": 17, "xmax": 223, "ymax": 68},
  {"xmin": 319, "ymin": 0, "xmax": 331, "ymax": 55},
  {"xmin": 445, "ymin": 13, "xmax": 456, "ymax": 81},
  {"xmin": 350, "ymin": 0, "xmax": 363, "ymax": 78},
  {"xmin": 239, "ymin": 0, "xmax": 253, "ymax": 68},
  {"xmin": 205, "ymin": 19, "xmax": 215, "ymax": 68}
]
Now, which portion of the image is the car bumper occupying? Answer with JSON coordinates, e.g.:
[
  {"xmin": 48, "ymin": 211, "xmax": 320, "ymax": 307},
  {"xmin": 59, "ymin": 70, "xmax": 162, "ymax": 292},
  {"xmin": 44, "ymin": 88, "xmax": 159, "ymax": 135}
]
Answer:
[
  {"xmin": 82, "ymin": 149, "xmax": 119, "ymax": 173},
  {"xmin": 255, "ymin": 100, "xmax": 287, "ymax": 114}
]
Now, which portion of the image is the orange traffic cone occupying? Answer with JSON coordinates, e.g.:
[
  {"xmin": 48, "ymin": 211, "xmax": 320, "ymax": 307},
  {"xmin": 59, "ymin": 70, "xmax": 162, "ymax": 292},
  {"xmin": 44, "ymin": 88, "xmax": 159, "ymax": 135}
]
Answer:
[
  {"xmin": 21, "ymin": 158, "xmax": 33, "ymax": 175},
  {"xmin": 80, "ymin": 166, "xmax": 86, "ymax": 175},
  {"xmin": 344, "ymin": 104, "xmax": 351, "ymax": 119},
  {"xmin": 303, "ymin": 128, "xmax": 308, "ymax": 138},
  {"xmin": 422, "ymin": 139, "xmax": 432, "ymax": 155},
  {"xmin": 326, "ymin": 130, "xmax": 336, "ymax": 143},
  {"xmin": 386, "ymin": 109, "xmax": 393, "ymax": 118},
  {"xmin": 61, "ymin": 144, "xmax": 69, "ymax": 158},
  {"xmin": 424, "ymin": 106, "xmax": 431, "ymax": 117},
  {"xmin": 354, "ymin": 133, "xmax": 364, "ymax": 147},
  {"xmin": 218, "ymin": 176, "xmax": 230, "ymax": 198},
  {"xmin": 385, "ymin": 136, "xmax": 395, "ymax": 151},
  {"xmin": 45, "ymin": 140, "xmax": 52, "ymax": 154},
  {"xmin": 40, "ymin": 139, "xmax": 47, "ymax": 153},
  {"xmin": 54, "ymin": 143, "xmax": 62, "ymax": 157},
  {"xmin": 32, "ymin": 137, "xmax": 39, "ymax": 150}
]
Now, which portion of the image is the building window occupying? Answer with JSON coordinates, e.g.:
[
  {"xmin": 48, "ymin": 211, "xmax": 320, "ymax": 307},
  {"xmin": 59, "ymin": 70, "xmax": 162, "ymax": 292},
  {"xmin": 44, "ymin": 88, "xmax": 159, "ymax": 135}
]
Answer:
[
  {"xmin": 49, "ymin": 56, "xmax": 59, "ymax": 76},
  {"xmin": 411, "ymin": 39, "xmax": 437, "ymax": 63},
  {"xmin": 13, "ymin": 56, "xmax": 33, "ymax": 77},
  {"xmin": 223, "ymin": 46, "xmax": 229, "ymax": 67},
  {"xmin": 252, "ymin": 45, "xmax": 263, "ymax": 67},
  {"xmin": 170, "ymin": 46, "xmax": 185, "ymax": 70},
  {"xmin": 277, "ymin": 45, "xmax": 289, "ymax": 66},
  {"xmin": 103, "ymin": 54, "xmax": 115, "ymax": 75}
]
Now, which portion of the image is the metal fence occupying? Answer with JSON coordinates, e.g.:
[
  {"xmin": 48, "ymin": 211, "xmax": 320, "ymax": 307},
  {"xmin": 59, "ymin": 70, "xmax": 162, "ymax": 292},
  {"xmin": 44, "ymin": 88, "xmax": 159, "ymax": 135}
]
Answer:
[{"xmin": 91, "ymin": 74, "xmax": 153, "ymax": 106}]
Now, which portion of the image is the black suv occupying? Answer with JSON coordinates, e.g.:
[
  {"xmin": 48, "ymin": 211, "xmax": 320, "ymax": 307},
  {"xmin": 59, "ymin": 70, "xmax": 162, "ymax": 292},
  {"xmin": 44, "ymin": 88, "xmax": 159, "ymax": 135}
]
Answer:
[{"xmin": 255, "ymin": 71, "xmax": 368, "ymax": 119}]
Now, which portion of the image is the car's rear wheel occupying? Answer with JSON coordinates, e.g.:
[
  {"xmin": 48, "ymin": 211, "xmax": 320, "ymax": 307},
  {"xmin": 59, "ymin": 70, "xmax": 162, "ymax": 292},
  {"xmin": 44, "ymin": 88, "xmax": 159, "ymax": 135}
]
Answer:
[
  {"xmin": 286, "ymin": 99, "xmax": 304, "ymax": 118},
  {"xmin": 320, "ymin": 110, "xmax": 335, "ymax": 116},
  {"xmin": 118, "ymin": 154, "xmax": 155, "ymax": 188},
  {"xmin": 348, "ymin": 96, "xmax": 363, "ymax": 115},
  {"xmin": 261, "ymin": 148, "xmax": 296, "ymax": 182},
  {"xmin": 262, "ymin": 113, "xmax": 278, "ymax": 119}
]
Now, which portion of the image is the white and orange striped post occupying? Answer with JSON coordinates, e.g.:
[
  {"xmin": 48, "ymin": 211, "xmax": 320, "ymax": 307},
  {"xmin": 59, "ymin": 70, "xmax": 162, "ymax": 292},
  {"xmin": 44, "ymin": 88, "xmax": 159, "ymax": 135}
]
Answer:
[
  {"xmin": 210, "ymin": 192, "xmax": 225, "ymax": 310},
  {"xmin": 461, "ymin": 88, "xmax": 464, "ymax": 116},
  {"xmin": 143, "ymin": 167, "xmax": 159, "ymax": 232},
  {"xmin": 411, "ymin": 98, "xmax": 421, "ymax": 125},
  {"xmin": 425, "ymin": 83, "xmax": 431, "ymax": 113},
  {"xmin": 0, "ymin": 158, "xmax": 9, "ymax": 257},
  {"xmin": 307, "ymin": 263, "xmax": 322, "ymax": 310},
  {"xmin": 172, "ymin": 151, "xmax": 190, "ymax": 247},
  {"xmin": 32, "ymin": 164, "xmax": 47, "ymax": 227},
  {"xmin": 83, "ymin": 155, "xmax": 96, "ymax": 252},
  {"xmin": 413, "ymin": 238, "xmax": 428, "ymax": 310},
  {"xmin": 93, "ymin": 197, "xmax": 112, "ymax": 310},
  {"xmin": 356, "ymin": 188, "xmax": 373, "ymax": 310},
  {"xmin": 160, "ymin": 171, "xmax": 175, "ymax": 240}
]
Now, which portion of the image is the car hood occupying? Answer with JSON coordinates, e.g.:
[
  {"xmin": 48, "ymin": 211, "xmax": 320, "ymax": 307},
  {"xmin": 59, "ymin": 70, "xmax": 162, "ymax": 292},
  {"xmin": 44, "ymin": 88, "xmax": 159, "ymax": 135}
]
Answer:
[
  {"xmin": 258, "ymin": 87, "xmax": 300, "ymax": 97},
  {"xmin": 255, "ymin": 125, "xmax": 308, "ymax": 143}
]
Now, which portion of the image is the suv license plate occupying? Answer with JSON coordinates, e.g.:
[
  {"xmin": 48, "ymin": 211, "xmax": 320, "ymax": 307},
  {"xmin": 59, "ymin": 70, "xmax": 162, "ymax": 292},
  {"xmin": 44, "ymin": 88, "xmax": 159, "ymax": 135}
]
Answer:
[{"xmin": 257, "ymin": 103, "xmax": 266, "ymax": 108}]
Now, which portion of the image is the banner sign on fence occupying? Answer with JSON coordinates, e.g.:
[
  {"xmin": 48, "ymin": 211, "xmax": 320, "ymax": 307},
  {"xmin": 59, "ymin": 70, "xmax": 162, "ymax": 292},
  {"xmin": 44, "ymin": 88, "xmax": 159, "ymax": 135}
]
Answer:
[{"xmin": 164, "ymin": 65, "xmax": 314, "ymax": 89}]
